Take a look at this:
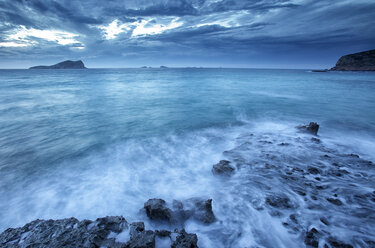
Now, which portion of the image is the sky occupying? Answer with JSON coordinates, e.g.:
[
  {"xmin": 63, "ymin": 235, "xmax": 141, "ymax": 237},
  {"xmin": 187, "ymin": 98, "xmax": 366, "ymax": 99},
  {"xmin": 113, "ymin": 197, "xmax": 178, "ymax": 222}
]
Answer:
[{"xmin": 0, "ymin": 0, "xmax": 374, "ymax": 69}]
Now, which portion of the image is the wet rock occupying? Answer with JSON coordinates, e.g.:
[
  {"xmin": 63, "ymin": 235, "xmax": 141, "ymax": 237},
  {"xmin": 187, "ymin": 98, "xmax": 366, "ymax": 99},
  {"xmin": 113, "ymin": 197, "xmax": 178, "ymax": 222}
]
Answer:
[
  {"xmin": 130, "ymin": 222, "xmax": 145, "ymax": 237},
  {"xmin": 328, "ymin": 169, "xmax": 349, "ymax": 177},
  {"xmin": 265, "ymin": 195, "xmax": 294, "ymax": 209},
  {"xmin": 348, "ymin": 154, "xmax": 360, "ymax": 158},
  {"xmin": 172, "ymin": 230, "xmax": 198, "ymax": 248},
  {"xmin": 0, "ymin": 216, "xmax": 128, "ymax": 248},
  {"xmin": 155, "ymin": 230, "xmax": 171, "ymax": 237},
  {"xmin": 327, "ymin": 237, "xmax": 354, "ymax": 248},
  {"xmin": 311, "ymin": 137, "xmax": 321, "ymax": 143},
  {"xmin": 295, "ymin": 190, "xmax": 306, "ymax": 196},
  {"xmin": 185, "ymin": 198, "xmax": 216, "ymax": 224},
  {"xmin": 144, "ymin": 199, "xmax": 172, "ymax": 222},
  {"xmin": 320, "ymin": 217, "xmax": 330, "ymax": 226},
  {"xmin": 326, "ymin": 198, "xmax": 343, "ymax": 206},
  {"xmin": 144, "ymin": 198, "xmax": 216, "ymax": 225},
  {"xmin": 97, "ymin": 216, "xmax": 128, "ymax": 233},
  {"xmin": 304, "ymin": 228, "xmax": 320, "ymax": 247},
  {"xmin": 212, "ymin": 160, "xmax": 235, "ymax": 175},
  {"xmin": 127, "ymin": 230, "xmax": 155, "ymax": 248},
  {"xmin": 308, "ymin": 166, "xmax": 321, "ymax": 175},
  {"xmin": 297, "ymin": 122, "xmax": 319, "ymax": 135},
  {"xmin": 289, "ymin": 214, "xmax": 298, "ymax": 224},
  {"xmin": 316, "ymin": 185, "xmax": 329, "ymax": 190}
]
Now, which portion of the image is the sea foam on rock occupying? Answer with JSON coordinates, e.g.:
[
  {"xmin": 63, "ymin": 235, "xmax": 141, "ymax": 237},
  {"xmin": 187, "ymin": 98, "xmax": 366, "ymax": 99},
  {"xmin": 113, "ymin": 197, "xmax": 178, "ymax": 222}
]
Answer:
[
  {"xmin": 212, "ymin": 160, "xmax": 235, "ymax": 175},
  {"xmin": 143, "ymin": 198, "xmax": 216, "ymax": 225},
  {"xmin": 297, "ymin": 122, "xmax": 319, "ymax": 135}
]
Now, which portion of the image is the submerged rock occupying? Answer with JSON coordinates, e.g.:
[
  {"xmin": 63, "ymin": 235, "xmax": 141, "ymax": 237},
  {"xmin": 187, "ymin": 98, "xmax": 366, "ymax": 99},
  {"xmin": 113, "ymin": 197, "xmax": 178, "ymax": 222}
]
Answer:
[
  {"xmin": 326, "ymin": 198, "xmax": 343, "ymax": 206},
  {"xmin": 307, "ymin": 166, "xmax": 321, "ymax": 175},
  {"xmin": 212, "ymin": 160, "xmax": 235, "ymax": 175},
  {"xmin": 304, "ymin": 228, "xmax": 320, "ymax": 247},
  {"xmin": 297, "ymin": 122, "xmax": 319, "ymax": 135},
  {"xmin": 265, "ymin": 195, "xmax": 295, "ymax": 209},
  {"xmin": 327, "ymin": 237, "xmax": 354, "ymax": 248},
  {"xmin": 185, "ymin": 198, "xmax": 216, "ymax": 224}
]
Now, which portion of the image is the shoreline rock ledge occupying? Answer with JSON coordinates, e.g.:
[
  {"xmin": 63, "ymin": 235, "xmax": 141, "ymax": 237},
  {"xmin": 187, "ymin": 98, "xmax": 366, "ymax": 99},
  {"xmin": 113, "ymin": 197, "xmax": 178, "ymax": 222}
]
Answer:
[
  {"xmin": 29, "ymin": 60, "xmax": 86, "ymax": 69},
  {"xmin": 330, "ymin": 49, "xmax": 375, "ymax": 71},
  {"xmin": 0, "ymin": 216, "xmax": 198, "ymax": 248}
]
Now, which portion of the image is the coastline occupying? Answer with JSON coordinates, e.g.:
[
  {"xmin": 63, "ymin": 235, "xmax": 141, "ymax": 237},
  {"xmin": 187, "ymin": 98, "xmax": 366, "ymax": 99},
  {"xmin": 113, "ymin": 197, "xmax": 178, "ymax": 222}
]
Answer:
[{"xmin": 1, "ymin": 123, "xmax": 373, "ymax": 248}]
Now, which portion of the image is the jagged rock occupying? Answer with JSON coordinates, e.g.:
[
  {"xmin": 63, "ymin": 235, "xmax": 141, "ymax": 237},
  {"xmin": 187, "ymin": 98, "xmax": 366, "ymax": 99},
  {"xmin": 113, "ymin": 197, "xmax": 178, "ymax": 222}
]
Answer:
[
  {"xmin": 304, "ymin": 228, "xmax": 320, "ymax": 247},
  {"xmin": 130, "ymin": 222, "xmax": 145, "ymax": 237},
  {"xmin": 29, "ymin": 60, "xmax": 86, "ymax": 69},
  {"xmin": 172, "ymin": 230, "xmax": 198, "ymax": 248},
  {"xmin": 212, "ymin": 160, "xmax": 235, "ymax": 175},
  {"xmin": 307, "ymin": 166, "xmax": 321, "ymax": 175},
  {"xmin": 127, "ymin": 230, "xmax": 155, "ymax": 248},
  {"xmin": 297, "ymin": 122, "xmax": 319, "ymax": 135},
  {"xmin": 144, "ymin": 199, "xmax": 172, "ymax": 222},
  {"xmin": 185, "ymin": 198, "xmax": 216, "ymax": 224},
  {"xmin": 0, "ymin": 216, "xmax": 128, "ymax": 248},
  {"xmin": 330, "ymin": 49, "xmax": 375, "ymax": 71}
]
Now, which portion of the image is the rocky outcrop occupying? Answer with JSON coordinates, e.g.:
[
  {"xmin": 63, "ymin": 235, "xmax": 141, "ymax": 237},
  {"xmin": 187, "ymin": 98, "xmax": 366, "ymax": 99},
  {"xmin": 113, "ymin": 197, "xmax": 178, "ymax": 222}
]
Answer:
[
  {"xmin": 143, "ymin": 198, "xmax": 215, "ymax": 225},
  {"xmin": 297, "ymin": 122, "xmax": 319, "ymax": 135},
  {"xmin": 212, "ymin": 160, "xmax": 235, "ymax": 175},
  {"xmin": 0, "ymin": 216, "xmax": 198, "ymax": 248},
  {"xmin": 144, "ymin": 199, "xmax": 172, "ymax": 221},
  {"xmin": 29, "ymin": 60, "xmax": 86, "ymax": 69},
  {"xmin": 331, "ymin": 49, "xmax": 375, "ymax": 71}
]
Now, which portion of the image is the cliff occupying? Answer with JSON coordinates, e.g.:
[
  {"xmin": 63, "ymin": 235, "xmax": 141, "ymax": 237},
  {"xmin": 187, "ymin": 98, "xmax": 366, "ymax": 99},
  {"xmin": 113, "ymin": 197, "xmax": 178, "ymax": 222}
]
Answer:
[
  {"xmin": 29, "ymin": 60, "xmax": 86, "ymax": 69},
  {"xmin": 331, "ymin": 49, "xmax": 375, "ymax": 71}
]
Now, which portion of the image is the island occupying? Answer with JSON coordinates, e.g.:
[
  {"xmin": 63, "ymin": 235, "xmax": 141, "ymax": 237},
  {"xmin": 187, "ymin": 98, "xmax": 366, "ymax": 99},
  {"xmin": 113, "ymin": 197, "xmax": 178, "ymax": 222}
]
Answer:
[
  {"xmin": 330, "ymin": 49, "xmax": 375, "ymax": 71},
  {"xmin": 29, "ymin": 60, "xmax": 86, "ymax": 69}
]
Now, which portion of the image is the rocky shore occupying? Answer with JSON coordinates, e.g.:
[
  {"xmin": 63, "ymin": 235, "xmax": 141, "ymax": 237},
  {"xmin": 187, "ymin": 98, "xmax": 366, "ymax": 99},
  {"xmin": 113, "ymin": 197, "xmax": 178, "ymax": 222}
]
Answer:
[
  {"xmin": 330, "ymin": 49, "xmax": 375, "ymax": 71},
  {"xmin": 1, "ymin": 122, "xmax": 374, "ymax": 247},
  {"xmin": 0, "ymin": 196, "xmax": 216, "ymax": 248}
]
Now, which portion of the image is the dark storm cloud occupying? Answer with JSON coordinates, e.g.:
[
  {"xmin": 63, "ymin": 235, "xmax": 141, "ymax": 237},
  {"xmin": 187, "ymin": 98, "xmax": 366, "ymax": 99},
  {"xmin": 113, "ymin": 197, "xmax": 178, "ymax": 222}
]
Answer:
[{"xmin": 0, "ymin": 0, "xmax": 374, "ymax": 68}]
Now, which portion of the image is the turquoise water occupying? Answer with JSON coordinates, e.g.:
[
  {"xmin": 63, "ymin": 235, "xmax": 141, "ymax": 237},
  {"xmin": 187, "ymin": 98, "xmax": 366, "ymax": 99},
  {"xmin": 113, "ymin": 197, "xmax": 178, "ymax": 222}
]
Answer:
[{"xmin": 0, "ymin": 68, "xmax": 375, "ymax": 247}]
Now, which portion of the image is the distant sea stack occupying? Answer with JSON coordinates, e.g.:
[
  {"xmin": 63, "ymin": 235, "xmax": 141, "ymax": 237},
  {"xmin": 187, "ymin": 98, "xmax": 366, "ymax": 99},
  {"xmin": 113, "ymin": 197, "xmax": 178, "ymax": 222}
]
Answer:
[
  {"xmin": 331, "ymin": 49, "xmax": 375, "ymax": 71},
  {"xmin": 29, "ymin": 60, "xmax": 86, "ymax": 69}
]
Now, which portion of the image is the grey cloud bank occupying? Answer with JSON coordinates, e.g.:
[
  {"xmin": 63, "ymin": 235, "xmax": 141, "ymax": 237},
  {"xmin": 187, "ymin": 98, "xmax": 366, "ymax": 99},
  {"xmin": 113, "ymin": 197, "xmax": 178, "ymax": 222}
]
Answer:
[{"xmin": 0, "ymin": 0, "xmax": 374, "ymax": 68}]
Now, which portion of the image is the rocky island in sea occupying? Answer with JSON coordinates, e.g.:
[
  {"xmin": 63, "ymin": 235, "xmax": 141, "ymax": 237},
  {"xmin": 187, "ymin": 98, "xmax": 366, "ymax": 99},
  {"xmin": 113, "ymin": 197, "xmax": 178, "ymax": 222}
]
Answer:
[{"xmin": 29, "ymin": 60, "xmax": 86, "ymax": 69}]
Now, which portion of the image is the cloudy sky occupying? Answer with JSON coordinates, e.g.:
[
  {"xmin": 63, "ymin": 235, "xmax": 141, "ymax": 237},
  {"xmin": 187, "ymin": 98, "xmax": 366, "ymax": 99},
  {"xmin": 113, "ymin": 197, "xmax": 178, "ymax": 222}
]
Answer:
[{"xmin": 0, "ymin": 0, "xmax": 374, "ymax": 68}]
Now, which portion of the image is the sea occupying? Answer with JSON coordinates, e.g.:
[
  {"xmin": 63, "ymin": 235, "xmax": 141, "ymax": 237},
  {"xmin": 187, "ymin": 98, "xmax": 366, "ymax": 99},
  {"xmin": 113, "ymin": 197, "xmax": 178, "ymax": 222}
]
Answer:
[{"xmin": 0, "ymin": 68, "xmax": 374, "ymax": 247}]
